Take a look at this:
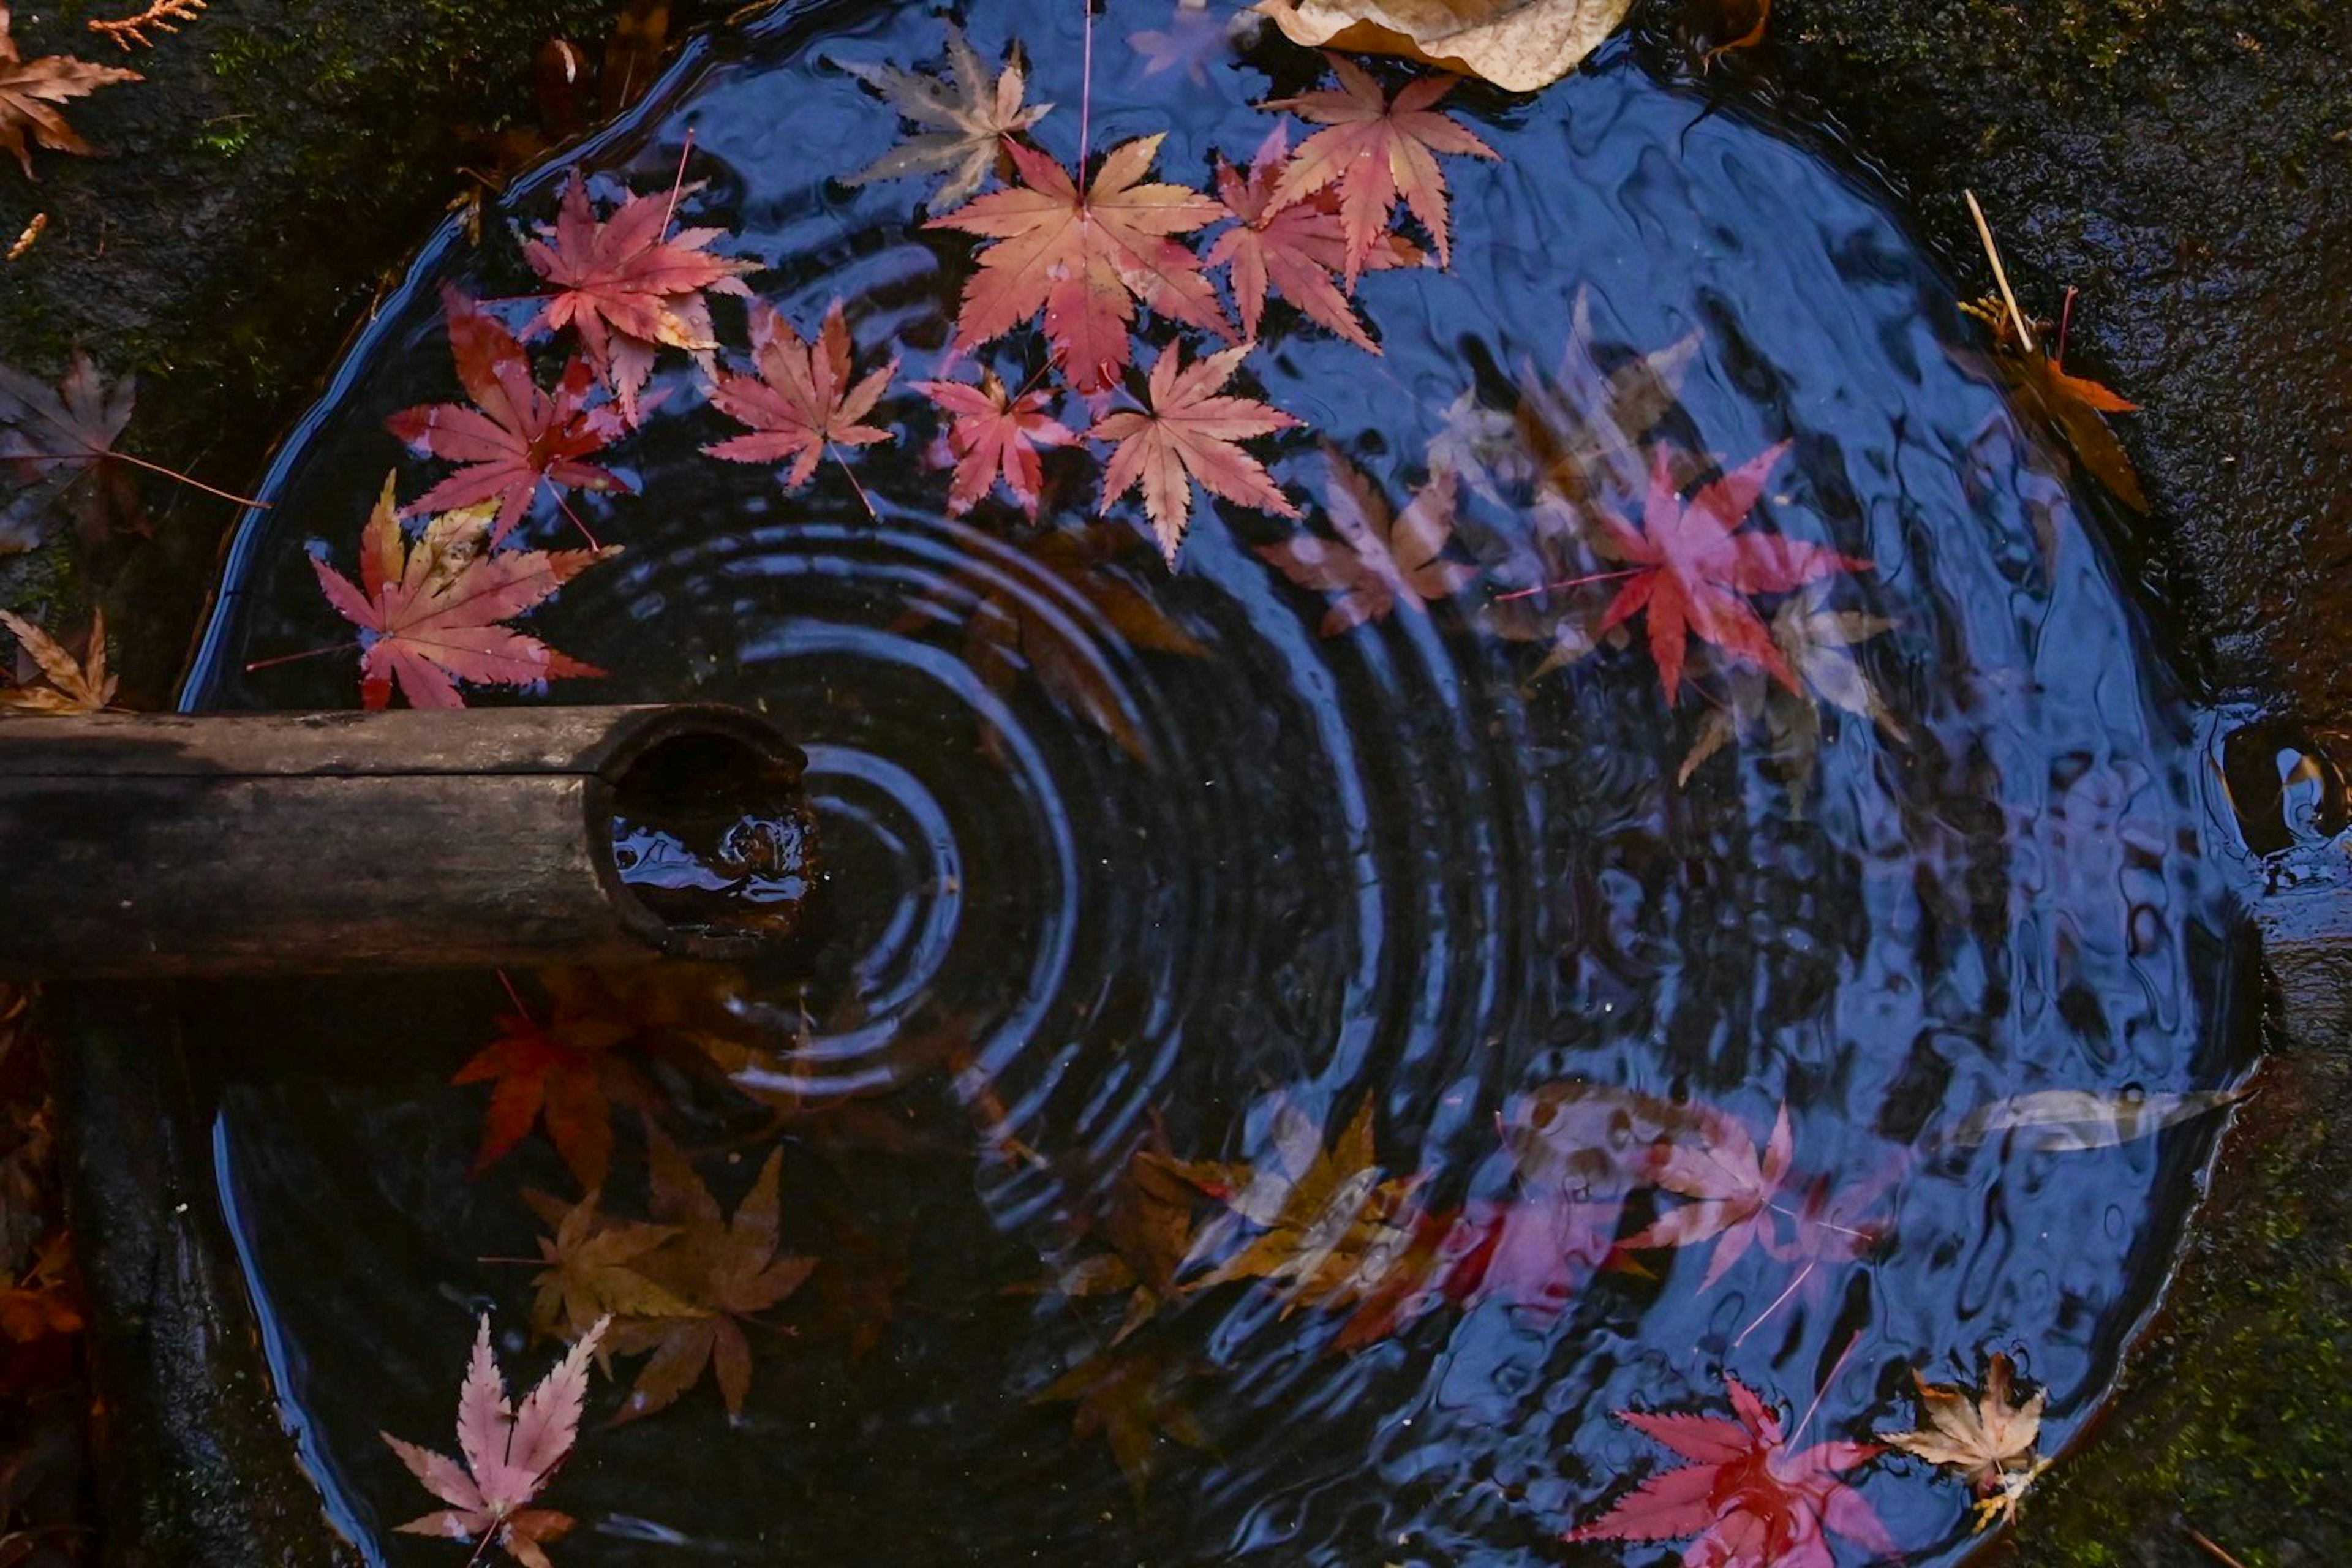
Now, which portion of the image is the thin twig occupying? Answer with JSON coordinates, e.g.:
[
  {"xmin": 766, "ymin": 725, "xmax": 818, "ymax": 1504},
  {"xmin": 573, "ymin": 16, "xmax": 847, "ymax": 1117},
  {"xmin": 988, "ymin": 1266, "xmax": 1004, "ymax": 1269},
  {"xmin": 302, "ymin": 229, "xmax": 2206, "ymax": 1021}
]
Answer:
[
  {"xmin": 88, "ymin": 0, "xmax": 206, "ymax": 50},
  {"xmin": 1964, "ymin": 189, "xmax": 2037, "ymax": 355},
  {"xmin": 1493, "ymin": 566, "xmax": 1643, "ymax": 603},
  {"xmin": 2182, "ymin": 1525, "xmax": 2252, "ymax": 1568}
]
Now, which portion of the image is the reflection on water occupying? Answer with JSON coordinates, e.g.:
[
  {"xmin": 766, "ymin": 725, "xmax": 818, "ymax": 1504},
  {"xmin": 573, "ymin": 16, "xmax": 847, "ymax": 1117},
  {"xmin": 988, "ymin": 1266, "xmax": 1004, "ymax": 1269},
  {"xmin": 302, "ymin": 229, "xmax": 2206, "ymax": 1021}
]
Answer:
[{"xmin": 181, "ymin": 2, "xmax": 2248, "ymax": 1562}]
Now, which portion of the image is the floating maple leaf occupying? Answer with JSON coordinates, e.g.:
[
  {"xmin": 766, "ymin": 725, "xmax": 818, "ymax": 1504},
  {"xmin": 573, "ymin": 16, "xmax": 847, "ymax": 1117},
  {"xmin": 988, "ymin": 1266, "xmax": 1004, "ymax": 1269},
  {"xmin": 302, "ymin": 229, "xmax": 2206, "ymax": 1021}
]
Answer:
[
  {"xmin": 608, "ymin": 1139, "xmax": 815, "ymax": 1424},
  {"xmin": 1956, "ymin": 343, "xmax": 2146, "ymax": 513},
  {"xmin": 381, "ymin": 1314, "xmax": 607, "ymax": 1568},
  {"xmin": 0, "ymin": 351, "xmax": 142, "ymax": 546},
  {"xmin": 0, "ymin": 608, "xmax": 113, "ymax": 715},
  {"xmin": 916, "ymin": 369, "xmax": 1074, "ymax": 517},
  {"xmin": 1262, "ymin": 54, "xmax": 1499, "ymax": 285},
  {"xmin": 1255, "ymin": 0, "xmax": 1634, "ymax": 92},
  {"xmin": 927, "ymin": 134, "xmax": 1230, "ymax": 396},
  {"xmin": 309, "ymin": 475, "xmax": 617, "ymax": 711},
  {"xmin": 704, "ymin": 301, "xmax": 898, "ymax": 492},
  {"xmin": 1091, "ymin": 342, "xmax": 1300, "ymax": 564},
  {"xmin": 1033, "ymin": 1341, "xmax": 1213, "ymax": 1507},
  {"xmin": 522, "ymin": 1189, "xmax": 703, "ymax": 1344},
  {"xmin": 842, "ymin": 24, "xmax": 1050, "ymax": 208},
  {"xmin": 388, "ymin": 290, "xmax": 627, "ymax": 542},
  {"xmin": 0, "ymin": 5, "xmax": 140, "ymax": 179},
  {"xmin": 1205, "ymin": 126, "xmax": 1421, "ymax": 353},
  {"xmin": 1678, "ymin": 582, "xmax": 1901, "ymax": 793},
  {"xmin": 1619, "ymin": 1102, "xmax": 1793, "ymax": 1288},
  {"xmin": 1880, "ymin": 1354, "xmax": 2050, "ymax": 1529},
  {"xmin": 1569, "ymin": 1373, "xmax": 1894, "ymax": 1568},
  {"xmin": 1259, "ymin": 446, "xmax": 1476, "ymax": 633},
  {"xmin": 521, "ymin": 171, "xmax": 756, "ymax": 424},
  {"xmin": 1591, "ymin": 445, "xmax": 1869, "ymax": 702}
]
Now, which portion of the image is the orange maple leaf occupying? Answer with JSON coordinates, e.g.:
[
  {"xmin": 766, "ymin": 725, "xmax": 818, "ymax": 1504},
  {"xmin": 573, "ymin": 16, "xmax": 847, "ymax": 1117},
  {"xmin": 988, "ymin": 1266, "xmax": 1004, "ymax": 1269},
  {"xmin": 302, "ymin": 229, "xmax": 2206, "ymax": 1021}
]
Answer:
[
  {"xmin": 309, "ymin": 475, "xmax": 617, "ymax": 711},
  {"xmin": 0, "ymin": 5, "xmax": 140, "ymax": 179},
  {"xmin": 1207, "ymin": 126, "xmax": 1422, "ymax": 353},
  {"xmin": 703, "ymin": 301, "xmax": 898, "ymax": 490},
  {"xmin": 1263, "ymin": 54, "xmax": 1499, "ymax": 285},
  {"xmin": 916, "ymin": 369, "xmax": 1076, "ymax": 517},
  {"xmin": 1091, "ymin": 343, "xmax": 1300, "ymax": 564},
  {"xmin": 927, "ymin": 134, "xmax": 1231, "ymax": 394}
]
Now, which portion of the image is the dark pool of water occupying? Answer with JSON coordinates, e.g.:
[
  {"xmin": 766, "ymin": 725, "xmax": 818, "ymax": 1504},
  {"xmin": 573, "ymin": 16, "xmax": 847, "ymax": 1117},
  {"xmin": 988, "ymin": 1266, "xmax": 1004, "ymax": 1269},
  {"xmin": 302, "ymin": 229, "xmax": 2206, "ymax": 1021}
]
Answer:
[{"xmin": 181, "ymin": 2, "xmax": 2251, "ymax": 1562}]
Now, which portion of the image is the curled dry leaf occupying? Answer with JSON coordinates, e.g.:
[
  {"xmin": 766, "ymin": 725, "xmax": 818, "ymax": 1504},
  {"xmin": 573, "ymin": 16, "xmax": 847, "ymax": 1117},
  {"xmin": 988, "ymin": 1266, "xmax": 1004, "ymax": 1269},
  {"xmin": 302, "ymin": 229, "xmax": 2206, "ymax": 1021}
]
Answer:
[
  {"xmin": 1880, "ymin": 1353, "xmax": 2051, "ymax": 1529},
  {"xmin": 1944, "ymin": 1084, "xmax": 2249, "ymax": 1153},
  {"xmin": 0, "ymin": 608, "xmax": 114, "ymax": 715},
  {"xmin": 0, "ymin": 4, "xmax": 141, "ymax": 179},
  {"xmin": 1254, "ymin": 0, "xmax": 1633, "ymax": 93}
]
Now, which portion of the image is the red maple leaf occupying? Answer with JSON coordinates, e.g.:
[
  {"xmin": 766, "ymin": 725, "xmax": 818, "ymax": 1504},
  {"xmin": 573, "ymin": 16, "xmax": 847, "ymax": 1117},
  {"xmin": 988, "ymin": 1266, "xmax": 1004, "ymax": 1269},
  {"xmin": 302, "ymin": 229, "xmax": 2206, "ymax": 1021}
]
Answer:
[
  {"xmin": 1090, "ymin": 342, "xmax": 1300, "ymax": 563},
  {"xmin": 450, "ymin": 992, "xmax": 635, "ymax": 1192},
  {"xmin": 927, "ymin": 134, "xmax": 1230, "ymax": 394},
  {"xmin": 310, "ymin": 475, "xmax": 617, "ymax": 711},
  {"xmin": 916, "ymin": 368, "xmax": 1075, "ymax": 517},
  {"xmin": 1594, "ymin": 445, "xmax": 1869, "ymax": 701},
  {"xmin": 1262, "ymin": 55, "xmax": 1499, "ymax": 286},
  {"xmin": 386, "ymin": 288, "xmax": 627, "ymax": 543},
  {"xmin": 521, "ymin": 170, "xmax": 757, "ymax": 424},
  {"xmin": 1333, "ymin": 1194, "xmax": 1621, "ymax": 1351},
  {"xmin": 1619, "ymin": 1102, "xmax": 1793, "ymax": 1289},
  {"xmin": 1568, "ymin": 1373, "xmax": 1895, "ymax": 1568},
  {"xmin": 1206, "ymin": 126, "xmax": 1421, "ymax": 353},
  {"xmin": 703, "ymin": 301, "xmax": 898, "ymax": 489}
]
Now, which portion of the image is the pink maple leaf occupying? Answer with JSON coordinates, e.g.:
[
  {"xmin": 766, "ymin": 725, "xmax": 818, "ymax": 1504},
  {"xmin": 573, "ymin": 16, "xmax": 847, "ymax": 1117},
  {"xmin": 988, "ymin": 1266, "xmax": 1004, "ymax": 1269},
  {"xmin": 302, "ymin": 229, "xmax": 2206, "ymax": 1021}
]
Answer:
[
  {"xmin": 1619, "ymin": 1102, "xmax": 1795, "ymax": 1289},
  {"xmin": 1569, "ymin": 1373, "xmax": 1895, "ymax": 1568},
  {"xmin": 381, "ymin": 1314, "xmax": 609, "ymax": 1568},
  {"xmin": 1594, "ymin": 446, "xmax": 1869, "ymax": 702},
  {"xmin": 521, "ymin": 171, "xmax": 756, "ymax": 425},
  {"xmin": 386, "ymin": 288, "xmax": 628, "ymax": 543}
]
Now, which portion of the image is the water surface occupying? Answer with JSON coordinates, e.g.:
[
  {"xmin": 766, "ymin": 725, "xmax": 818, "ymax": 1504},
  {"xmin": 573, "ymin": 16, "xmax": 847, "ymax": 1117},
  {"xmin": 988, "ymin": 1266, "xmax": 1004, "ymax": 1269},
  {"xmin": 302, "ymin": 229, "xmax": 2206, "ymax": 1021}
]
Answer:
[{"xmin": 183, "ymin": 2, "xmax": 2248, "ymax": 1562}]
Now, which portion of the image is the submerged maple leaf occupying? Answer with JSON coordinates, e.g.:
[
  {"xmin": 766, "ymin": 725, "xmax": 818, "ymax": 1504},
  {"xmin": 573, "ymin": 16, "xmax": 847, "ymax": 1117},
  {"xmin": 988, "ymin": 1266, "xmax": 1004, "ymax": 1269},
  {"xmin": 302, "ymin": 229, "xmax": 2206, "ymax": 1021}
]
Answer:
[
  {"xmin": 524, "ymin": 1188, "xmax": 703, "ymax": 1343},
  {"xmin": 608, "ymin": 1138, "xmax": 815, "ymax": 1424},
  {"xmin": 1091, "ymin": 342, "xmax": 1300, "ymax": 563},
  {"xmin": 1182, "ymin": 1099, "xmax": 1422, "ymax": 1310},
  {"xmin": 1569, "ymin": 1373, "xmax": 1894, "ymax": 1568},
  {"xmin": 0, "ymin": 608, "xmax": 114, "ymax": 715},
  {"xmin": 704, "ymin": 301, "xmax": 899, "ymax": 491},
  {"xmin": 843, "ymin": 24, "xmax": 1050, "ymax": 208},
  {"xmin": 521, "ymin": 172, "xmax": 756, "ymax": 424},
  {"xmin": 1206, "ymin": 126, "xmax": 1421, "ymax": 353},
  {"xmin": 1259, "ymin": 446, "xmax": 1476, "ymax": 633},
  {"xmin": 916, "ymin": 369, "xmax": 1075, "ymax": 517},
  {"xmin": 0, "ymin": 351, "xmax": 142, "ymax": 546},
  {"xmin": 388, "ymin": 290, "xmax": 628, "ymax": 542},
  {"xmin": 381, "ymin": 1314, "xmax": 608, "ymax": 1568},
  {"xmin": 928, "ymin": 134, "xmax": 1230, "ymax": 395},
  {"xmin": 0, "ymin": 6, "xmax": 140, "ymax": 179},
  {"xmin": 310, "ymin": 475, "xmax": 616, "ymax": 711},
  {"xmin": 1618, "ymin": 1102, "xmax": 1793, "ymax": 1289},
  {"xmin": 453, "ymin": 985, "xmax": 631, "ymax": 1191},
  {"xmin": 1593, "ymin": 445, "xmax": 1868, "ymax": 702},
  {"xmin": 1262, "ymin": 54, "xmax": 1498, "ymax": 285},
  {"xmin": 1678, "ymin": 582, "xmax": 1901, "ymax": 794},
  {"xmin": 1880, "ymin": 1353, "xmax": 2050, "ymax": 1529},
  {"xmin": 1034, "ymin": 1341, "xmax": 1213, "ymax": 1507}
]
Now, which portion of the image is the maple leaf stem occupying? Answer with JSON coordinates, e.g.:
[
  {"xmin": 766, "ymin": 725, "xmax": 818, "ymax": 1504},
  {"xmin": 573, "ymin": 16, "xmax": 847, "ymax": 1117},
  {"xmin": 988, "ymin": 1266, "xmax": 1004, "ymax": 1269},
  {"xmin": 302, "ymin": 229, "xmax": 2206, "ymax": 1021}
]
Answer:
[
  {"xmin": 660, "ymin": 127, "xmax": 696, "ymax": 241},
  {"xmin": 1491, "ymin": 566, "xmax": 1644, "ymax": 603},
  {"xmin": 462, "ymin": 1528, "xmax": 500, "ymax": 1568},
  {"xmin": 1078, "ymin": 0, "xmax": 1095, "ymax": 173},
  {"xmin": 241, "ymin": 640, "xmax": 359, "ymax": 674},
  {"xmin": 95, "ymin": 448, "xmax": 271, "ymax": 510},
  {"xmin": 829, "ymin": 444, "xmax": 881, "ymax": 522},
  {"xmin": 556, "ymin": 493, "xmax": 604, "ymax": 550},
  {"xmin": 2054, "ymin": 284, "xmax": 2079, "ymax": 369},
  {"xmin": 1732, "ymin": 1257, "xmax": 1812, "ymax": 1349},
  {"xmin": 495, "ymin": 968, "xmax": 536, "ymax": 1020},
  {"xmin": 1789, "ymin": 1327, "xmax": 1864, "ymax": 1446}
]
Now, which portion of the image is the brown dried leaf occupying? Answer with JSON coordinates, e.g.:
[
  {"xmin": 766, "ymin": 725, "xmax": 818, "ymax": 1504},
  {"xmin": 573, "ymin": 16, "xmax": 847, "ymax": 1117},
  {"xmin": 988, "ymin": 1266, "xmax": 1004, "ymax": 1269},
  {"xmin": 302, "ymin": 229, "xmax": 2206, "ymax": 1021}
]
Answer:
[
  {"xmin": 1254, "ymin": 0, "xmax": 1632, "ymax": 92},
  {"xmin": 0, "ymin": 6, "xmax": 141, "ymax": 179},
  {"xmin": 0, "ymin": 609, "xmax": 113, "ymax": 715}
]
